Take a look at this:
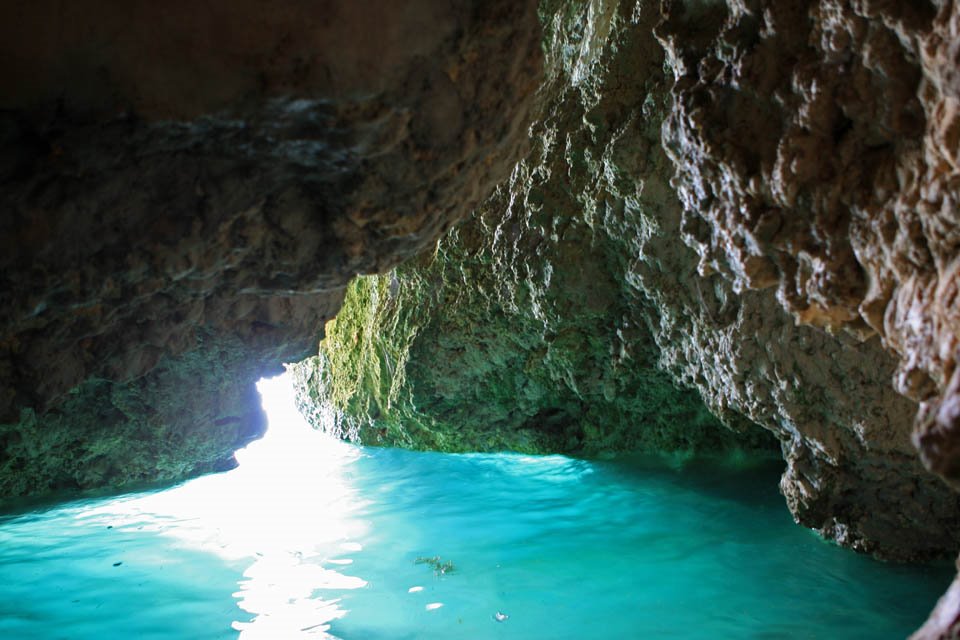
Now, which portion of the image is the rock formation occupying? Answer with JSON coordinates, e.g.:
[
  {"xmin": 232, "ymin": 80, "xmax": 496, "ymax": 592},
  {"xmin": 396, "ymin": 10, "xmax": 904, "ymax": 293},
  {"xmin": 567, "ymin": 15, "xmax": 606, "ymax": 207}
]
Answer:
[
  {"xmin": 4, "ymin": 0, "xmax": 960, "ymax": 635},
  {"xmin": 293, "ymin": 0, "xmax": 960, "ymax": 633},
  {"xmin": 657, "ymin": 0, "xmax": 960, "ymax": 561},
  {"xmin": 0, "ymin": 0, "xmax": 542, "ymax": 497},
  {"xmin": 295, "ymin": 0, "xmax": 960, "ymax": 568},
  {"xmin": 292, "ymin": 228, "xmax": 777, "ymax": 457},
  {"xmin": 656, "ymin": 0, "xmax": 960, "ymax": 497}
]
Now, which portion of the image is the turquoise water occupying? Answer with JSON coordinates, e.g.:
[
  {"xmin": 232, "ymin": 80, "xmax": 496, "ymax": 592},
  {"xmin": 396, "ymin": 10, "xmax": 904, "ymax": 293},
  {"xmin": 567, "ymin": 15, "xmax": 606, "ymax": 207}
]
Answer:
[{"xmin": 0, "ymin": 374, "xmax": 950, "ymax": 639}]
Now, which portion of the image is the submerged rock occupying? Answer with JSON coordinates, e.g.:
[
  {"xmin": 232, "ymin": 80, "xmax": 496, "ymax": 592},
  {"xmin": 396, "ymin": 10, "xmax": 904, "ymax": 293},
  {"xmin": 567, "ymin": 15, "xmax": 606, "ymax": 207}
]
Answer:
[
  {"xmin": 294, "ymin": 0, "xmax": 960, "ymax": 563},
  {"xmin": 0, "ymin": 1, "xmax": 542, "ymax": 497}
]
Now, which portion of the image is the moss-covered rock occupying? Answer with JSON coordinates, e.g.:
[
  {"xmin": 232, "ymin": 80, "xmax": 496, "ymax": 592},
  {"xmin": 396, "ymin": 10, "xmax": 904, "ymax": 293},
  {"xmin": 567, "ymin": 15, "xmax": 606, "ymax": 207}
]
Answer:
[
  {"xmin": 293, "ymin": 249, "xmax": 769, "ymax": 456},
  {"xmin": 0, "ymin": 332, "xmax": 267, "ymax": 500}
]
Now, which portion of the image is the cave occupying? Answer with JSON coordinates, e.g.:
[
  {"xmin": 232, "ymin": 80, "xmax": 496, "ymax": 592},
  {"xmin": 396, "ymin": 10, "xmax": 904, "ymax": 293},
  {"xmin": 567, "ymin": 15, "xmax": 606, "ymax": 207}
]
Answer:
[{"xmin": 2, "ymin": 1, "xmax": 960, "ymax": 638}]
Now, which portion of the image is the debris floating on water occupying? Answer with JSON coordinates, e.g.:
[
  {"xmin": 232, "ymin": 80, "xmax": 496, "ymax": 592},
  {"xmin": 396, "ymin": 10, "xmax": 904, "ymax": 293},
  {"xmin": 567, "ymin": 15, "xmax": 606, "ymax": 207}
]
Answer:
[{"xmin": 414, "ymin": 555, "xmax": 455, "ymax": 576}]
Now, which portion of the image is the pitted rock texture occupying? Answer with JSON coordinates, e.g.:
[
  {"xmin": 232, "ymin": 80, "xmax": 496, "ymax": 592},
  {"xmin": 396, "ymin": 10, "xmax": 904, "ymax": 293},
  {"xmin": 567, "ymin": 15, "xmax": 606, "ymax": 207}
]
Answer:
[
  {"xmin": 656, "ymin": 0, "xmax": 960, "ymax": 491},
  {"xmin": 295, "ymin": 0, "xmax": 960, "ymax": 562},
  {"xmin": 0, "ymin": 0, "xmax": 542, "ymax": 498},
  {"xmin": 291, "ymin": 229, "xmax": 776, "ymax": 457}
]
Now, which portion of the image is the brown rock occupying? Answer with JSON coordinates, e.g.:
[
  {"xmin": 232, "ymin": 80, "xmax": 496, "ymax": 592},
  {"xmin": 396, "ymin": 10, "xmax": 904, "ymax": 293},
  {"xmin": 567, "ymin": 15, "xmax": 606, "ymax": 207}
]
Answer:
[
  {"xmin": 658, "ymin": 0, "xmax": 960, "ymax": 490},
  {"xmin": 654, "ymin": 0, "xmax": 960, "ymax": 628},
  {"xmin": 293, "ymin": 0, "xmax": 960, "ymax": 564},
  {"xmin": 0, "ymin": 0, "xmax": 542, "ymax": 497}
]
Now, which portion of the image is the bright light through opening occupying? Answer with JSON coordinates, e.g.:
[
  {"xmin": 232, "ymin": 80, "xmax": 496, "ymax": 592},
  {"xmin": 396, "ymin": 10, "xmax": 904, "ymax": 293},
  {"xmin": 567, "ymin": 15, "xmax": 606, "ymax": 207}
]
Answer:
[
  {"xmin": 76, "ymin": 369, "xmax": 368, "ymax": 639},
  {"xmin": 237, "ymin": 373, "xmax": 340, "ymax": 471}
]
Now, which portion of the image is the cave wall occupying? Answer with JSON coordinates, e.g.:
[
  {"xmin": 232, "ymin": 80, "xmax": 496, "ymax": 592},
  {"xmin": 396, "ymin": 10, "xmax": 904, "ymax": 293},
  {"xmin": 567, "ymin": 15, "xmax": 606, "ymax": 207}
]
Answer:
[
  {"xmin": 294, "ymin": 0, "xmax": 960, "ymax": 564},
  {"xmin": 656, "ymin": 0, "xmax": 960, "ymax": 495},
  {"xmin": 2, "ymin": 0, "xmax": 960, "ymax": 633},
  {"xmin": 0, "ymin": 0, "xmax": 543, "ymax": 498},
  {"xmin": 291, "ymin": 220, "xmax": 775, "ymax": 457}
]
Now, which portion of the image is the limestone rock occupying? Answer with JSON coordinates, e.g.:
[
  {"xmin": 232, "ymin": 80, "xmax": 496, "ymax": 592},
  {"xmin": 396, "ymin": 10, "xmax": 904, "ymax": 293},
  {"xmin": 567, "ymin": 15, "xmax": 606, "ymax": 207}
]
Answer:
[
  {"xmin": 295, "ymin": 0, "xmax": 960, "ymax": 562},
  {"xmin": 0, "ymin": 0, "xmax": 542, "ymax": 498},
  {"xmin": 291, "ymin": 209, "xmax": 775, "ymax": 456},
  {"xmin": 657, "ymin": 0, "xmax": 960, "ymax": 492}
]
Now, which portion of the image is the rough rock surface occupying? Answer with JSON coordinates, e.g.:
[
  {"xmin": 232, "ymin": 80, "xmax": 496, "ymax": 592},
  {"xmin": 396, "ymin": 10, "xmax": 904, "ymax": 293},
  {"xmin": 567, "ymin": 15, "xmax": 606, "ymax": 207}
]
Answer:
[
  {"xmin": 0, "ymin": 0, "xmax": 542, "ymax": 498},
  {"xmin": 657, "ymin": 0, "xmax": 960, "ymax": 491},
  {"xmin": 292, "ymin": 229, "xmax": 776, "ymax": 456},
  {"xmin": 295, "ymin": 0, "xmax": 960, "ymax": 563}
]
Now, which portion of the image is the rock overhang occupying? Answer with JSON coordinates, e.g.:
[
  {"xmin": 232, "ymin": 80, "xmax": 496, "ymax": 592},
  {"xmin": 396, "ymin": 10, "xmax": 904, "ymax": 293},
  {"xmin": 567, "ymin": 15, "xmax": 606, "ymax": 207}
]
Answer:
[{"xmin": 0, "ymin": 0, "xmax": 543, "ymax": 498}]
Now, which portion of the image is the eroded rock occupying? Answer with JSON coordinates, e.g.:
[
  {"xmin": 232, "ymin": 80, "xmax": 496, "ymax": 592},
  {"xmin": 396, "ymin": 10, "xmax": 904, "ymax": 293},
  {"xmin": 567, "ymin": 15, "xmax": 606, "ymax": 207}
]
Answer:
[
  {"xmin": 295, "ymin": 0, "xmax": 960, "ymax": 562},
  {"xmin": 0, "ymin": 0, "xmax": 542, "ymax": 497},
  {"xmin": 657, "ymin": 0, "xmax": 960, "ymax": 492}
]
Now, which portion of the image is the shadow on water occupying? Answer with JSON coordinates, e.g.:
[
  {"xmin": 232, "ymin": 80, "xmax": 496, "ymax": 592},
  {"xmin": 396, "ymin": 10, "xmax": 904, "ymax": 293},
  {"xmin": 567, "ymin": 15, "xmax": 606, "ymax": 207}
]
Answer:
[{"xmin": 590, "ymin": 452, "xmax": 788, "ymax": 511}]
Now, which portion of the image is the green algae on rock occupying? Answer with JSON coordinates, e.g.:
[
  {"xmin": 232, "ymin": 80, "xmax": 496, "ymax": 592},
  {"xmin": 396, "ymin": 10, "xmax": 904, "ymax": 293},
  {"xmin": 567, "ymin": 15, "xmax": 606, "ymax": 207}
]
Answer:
[
  {"xmin": 0, "ymin": 332, "xmax": 268, "ymax": 499},
  {"xmin": 293, "ymin": 253, "xmax": 770, "ymax": 457},
  {"xmin": 294, "ymin": 0, "xmax": 960, "ymax": 564}
]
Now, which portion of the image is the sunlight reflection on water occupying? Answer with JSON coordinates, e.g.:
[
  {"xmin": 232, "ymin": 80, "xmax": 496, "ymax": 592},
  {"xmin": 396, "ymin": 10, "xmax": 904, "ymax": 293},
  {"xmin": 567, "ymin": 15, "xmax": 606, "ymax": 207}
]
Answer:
[
  {"xmin": 75, "ymin": 372, "xmax": 366, "ymax": 639},
  {"xmin": 0, "ymin": 372, "xmax": 950, "ymax": 639}
]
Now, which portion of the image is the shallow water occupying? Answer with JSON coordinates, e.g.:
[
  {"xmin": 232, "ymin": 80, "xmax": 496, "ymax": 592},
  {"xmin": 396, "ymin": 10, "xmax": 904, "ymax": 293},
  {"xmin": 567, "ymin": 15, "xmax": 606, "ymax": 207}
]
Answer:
[{"xmin": 0, "ymin": 374, "xmax": 950, "ymax": 639}]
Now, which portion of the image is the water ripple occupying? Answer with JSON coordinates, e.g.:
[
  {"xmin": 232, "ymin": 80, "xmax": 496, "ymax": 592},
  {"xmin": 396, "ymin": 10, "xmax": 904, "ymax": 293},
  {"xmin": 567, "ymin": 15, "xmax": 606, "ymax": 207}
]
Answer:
[{"xmin": 0, "ymin": 373, "xmax": 950, "ymax": 639}]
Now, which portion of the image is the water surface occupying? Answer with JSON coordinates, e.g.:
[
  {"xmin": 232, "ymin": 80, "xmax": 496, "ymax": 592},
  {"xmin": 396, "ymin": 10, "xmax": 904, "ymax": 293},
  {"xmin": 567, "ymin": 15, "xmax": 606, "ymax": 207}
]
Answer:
[{"xmin": 0, "ymin": 374, "xmax": 949, "ymax": 639}]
